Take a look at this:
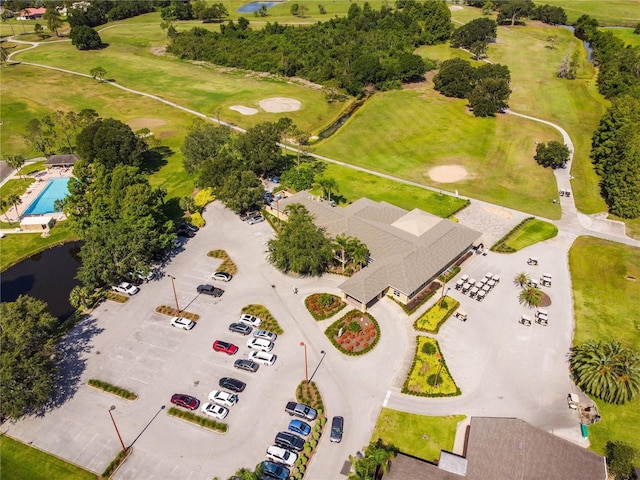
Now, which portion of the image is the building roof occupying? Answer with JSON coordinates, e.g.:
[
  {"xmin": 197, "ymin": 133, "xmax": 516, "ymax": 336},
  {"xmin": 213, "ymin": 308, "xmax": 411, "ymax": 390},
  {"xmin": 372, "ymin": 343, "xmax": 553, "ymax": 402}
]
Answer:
[
  {"xmin": 384, "ymin": 453, "xmax": 465, "ymax": 480},
  {"xmin": 465, "ymin": 417, "xmax": 607, "ymax": 480},
  {"xmin": 20, "ymin": 216, "xmax": 53, "ymax": 225},
  {"xmin": 46, "ymin": 154, "xmax": 79, "ymax": 166},
  {"xmin": 20, "ymin": 7, "xmax": 46, "ymax": 16},
  {"xmin": 279, "ymin": 192, "xmax": 481, "ymax": 304}
]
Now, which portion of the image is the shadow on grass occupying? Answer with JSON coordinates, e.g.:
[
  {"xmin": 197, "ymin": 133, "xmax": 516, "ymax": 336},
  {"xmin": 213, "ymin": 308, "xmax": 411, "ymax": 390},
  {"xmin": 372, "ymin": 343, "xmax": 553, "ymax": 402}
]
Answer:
[{"xmin": 140, "ymin": 146, "xmax": 172, "ymax": 174}]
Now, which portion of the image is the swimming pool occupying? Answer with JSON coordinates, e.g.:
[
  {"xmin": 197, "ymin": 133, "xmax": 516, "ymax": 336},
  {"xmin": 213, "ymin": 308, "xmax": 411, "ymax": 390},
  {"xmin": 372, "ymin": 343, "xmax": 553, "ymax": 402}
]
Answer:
[
  {"xmin": 23, "ymin": 178, "xmax": 71, "ymax": 215},
  {"xmin": 237, "ymin": 2, "xmax": 279, "ymax": 13}
]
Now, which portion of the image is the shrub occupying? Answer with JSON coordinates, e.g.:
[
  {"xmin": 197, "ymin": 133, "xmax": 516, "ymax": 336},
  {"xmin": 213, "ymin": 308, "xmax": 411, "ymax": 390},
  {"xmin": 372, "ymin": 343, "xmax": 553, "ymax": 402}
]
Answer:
[
  {"xmin": 325, "ymin": 310, "xmax": 380, "ymax": 356},
  {"xmin": 101, "ymin": 447, "xmax": 130, "ymax": 478},
  {"xmin": 194, "ymin": 188, "xmax": 215, "ymax": 208},
  {"xmin": 189, "ymin": 211, "xmax": 205, "ymax": 227},
  {"xmin": 167, "ymin": 407, "xmax": 227, "ymax": 433},
  {"xmin": 304, "ymin": 293, "xmax": 346, "ymax": 320},
  {"xmin": 155, "ymin": 305, "xmax": 200, "ymax": 320},
  {"xmin": 421, "ymin": 342, "xmax": 436, "ymax": 355},
  {"xmin": 241, "ymin": 304, "xmax": 283, "ymax": 335},
  {"xmin": 346, "ymin": 320, "xmax": 361, "ymax": 333},
  {"xmin": 88, "ymin": 379, "xmax": 137, "ymax": 400},
  {"xmin": 207, "ymin": 249, "xmax": 238, "ymax": 275},
  {"xmin": 318, "ymin": 293, "xmax": 334, "ymax": 307}
]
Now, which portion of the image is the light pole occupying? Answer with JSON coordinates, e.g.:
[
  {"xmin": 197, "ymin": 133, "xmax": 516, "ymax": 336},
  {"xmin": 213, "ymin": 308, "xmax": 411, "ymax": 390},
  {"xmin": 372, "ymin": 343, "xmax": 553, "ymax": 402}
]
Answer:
[
  {"xmin": 438, "ymin": 286, "xmax": 451, "ymax": 309},
  {"xmin": 300, "ymin": 341, "xmax": 308, "ymax": 384},
  {"xmin": 108, "ymin": 405, "xmax": 126, "ymax": 452},
  {"xmin": 168, "ymin": 275, "xmax": 180, "ymax": 313}
]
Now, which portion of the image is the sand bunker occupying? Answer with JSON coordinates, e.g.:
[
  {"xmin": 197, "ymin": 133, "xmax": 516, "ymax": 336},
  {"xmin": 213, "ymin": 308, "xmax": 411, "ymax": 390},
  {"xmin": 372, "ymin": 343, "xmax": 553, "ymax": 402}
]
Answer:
[
  {"xmin": 449, "ymin": 5, "xmax": 463, "ymax": 11},
  {"xmin": 428, "ymin": 165, "xmax": 468, "ymax": 183},
  {"xmin": 483, "ymin": 206, "xmax": 513, "ymax": 219},
  {"xmin": 230, "ymin": 105, "xmax": 259, "ymax": 115},
  {"xmin": 259, "ymin": 97, "xmax": 302, "ymax": 113},
  {"xmin": 128, "ymin": 118, "xmax": 166, "ymax": 130}
]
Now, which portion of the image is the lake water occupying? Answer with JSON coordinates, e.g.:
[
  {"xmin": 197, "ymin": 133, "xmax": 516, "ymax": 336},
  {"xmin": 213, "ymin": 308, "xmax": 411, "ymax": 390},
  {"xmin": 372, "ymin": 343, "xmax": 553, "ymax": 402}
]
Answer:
[
  {"xmin": 1, "ymin": 241, "xmax": 82, "ymax": 321},
  {"xmin": 237, "ymin": 2, "xmax": 279, "ymax": 13}
]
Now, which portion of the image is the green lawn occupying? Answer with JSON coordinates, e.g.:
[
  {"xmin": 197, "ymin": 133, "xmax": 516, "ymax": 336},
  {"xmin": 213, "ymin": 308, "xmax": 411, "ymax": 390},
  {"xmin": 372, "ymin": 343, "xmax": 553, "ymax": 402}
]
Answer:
[
  {"xmin": 502, "ymin": 219, "xmax": 559, "ymax": 251},
  {"xmin": 0, "ymin": 435, "xmax": 97, "ymax": 480},
  {"xmin": 371, "ymin": 409, "xmax": 465, "ymax": 463},
  {"xmin": 0, "ymin": 223, "xmax": 80, "ymax": 271},
  {"xmin": 0, "ymin": 178, "xmax": 35, "ymax": 213},
  {"xmin": 316, "ymin": 163, "xmax": 468, "ymax": 218},
  {"xmin": 602, "ymin": 27, "xmax": 640, "ymax": 47},
  {"xmin": 537, "ymin": 0, "xmax": 640, "ymax": 26},
  {"xmin": 568, "ymin": 236, "xmax": 640, "ymax": 457}
]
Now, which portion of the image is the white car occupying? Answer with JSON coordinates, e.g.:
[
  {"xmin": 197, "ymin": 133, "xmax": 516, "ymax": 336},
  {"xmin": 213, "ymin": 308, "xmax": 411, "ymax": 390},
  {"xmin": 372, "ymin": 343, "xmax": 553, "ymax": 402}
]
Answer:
[
  {"xmin": 249, "ymin": 350, "xmax": 276, "ymax": 366},
  {"xmin": 208, "ymin": 390, "xmax": 238, "ymax": 407},
  {"xmin": 254, "ymin": 330, "xmax": 277, "ymax": 342},
  {"xmin": 170, "ymin": 317, "xmax": 195, "ymax": 330},
  {"xmin": 266, "ymin": 445, "xmax": 298, "ymax": 467},
  {"xmin": 112, "ymin": 282, "xmax": 139, "ymax": 296},
  {"xmin": 247, "ymin": 337, "xmax": 274, "ymax": 352},
  {"xmin": 212, "ymin": 271, "xmax": 233, "ymax": 282},
  {"xmin": 201, "ymin": 402, "xmax": 229, "ymax": 419},
  {"xmin": 239, "ymin": 313, "xmax": 262, "ymax": 327}
]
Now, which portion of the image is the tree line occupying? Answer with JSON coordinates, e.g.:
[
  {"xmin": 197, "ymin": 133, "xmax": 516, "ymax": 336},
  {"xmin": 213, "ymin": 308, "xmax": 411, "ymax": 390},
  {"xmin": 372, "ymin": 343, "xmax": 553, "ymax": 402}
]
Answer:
[
  {"xmin": 167, "ymin": 1, "xmax": 451, "ymax": 96},
  {"xmin": 574, "ymin": 15, "xmax": 640, "ymax": 219}
]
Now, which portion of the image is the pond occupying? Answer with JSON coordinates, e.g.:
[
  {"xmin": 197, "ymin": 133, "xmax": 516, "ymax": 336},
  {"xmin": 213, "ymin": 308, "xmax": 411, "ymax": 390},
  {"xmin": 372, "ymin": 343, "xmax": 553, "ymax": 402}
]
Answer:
[
  {"xmin": 237, "ymin": 2, "xmax": 280, "ymax": 13},
  {"xmin": 1, "ymin": 241, "xmax": 83, "ymax": 321}
]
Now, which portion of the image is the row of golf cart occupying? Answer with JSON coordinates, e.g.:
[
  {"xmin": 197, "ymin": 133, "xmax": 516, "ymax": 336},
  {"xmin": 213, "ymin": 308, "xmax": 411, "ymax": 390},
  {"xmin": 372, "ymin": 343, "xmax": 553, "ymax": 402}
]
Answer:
[
  {"xmin": 454, "ymin": 272, "xmax": 500, "ymax": 302},
  {"xmin": 519, "ymin": 308, "xmax": 549, "ymax": 326}
]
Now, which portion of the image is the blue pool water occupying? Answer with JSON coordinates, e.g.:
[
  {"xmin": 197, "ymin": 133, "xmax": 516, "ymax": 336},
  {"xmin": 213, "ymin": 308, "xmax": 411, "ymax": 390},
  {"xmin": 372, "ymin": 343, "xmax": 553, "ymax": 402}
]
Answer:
[
  {"xmin": 23, "ymin": 178, "xmax": 70, "ymax": 215},
  {"xmin": 237, "ymin": 2, "xmax": 279, "ymax": 13}
]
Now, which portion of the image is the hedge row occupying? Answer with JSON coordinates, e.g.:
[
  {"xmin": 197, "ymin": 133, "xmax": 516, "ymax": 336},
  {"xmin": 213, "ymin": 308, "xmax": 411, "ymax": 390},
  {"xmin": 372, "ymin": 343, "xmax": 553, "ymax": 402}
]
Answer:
[
  {"xmin": 167, "ymin": 407, "xmax": 228, "ymax": 433},
  {"xmin": 394, "ymin": 281, "xmax": 441, "ymax": 315},
  {"xmin": 325, "ymin": 310, "xmax": 380, "ymax": 356},
  {"xmin": 292, "ymin": 381, "xmax": 327, "ymax": 480},
  {"xmin": 491, "ymin": 217, "xmax": 535, "ymax": 253},
  {"xmin": 206, "ymin": 249, "xmax": 238, "ymax": 275},
  {"xmin": 304, "ymin": 293, "xmax": 347, "ymax": 320},
  {"xmin": 438, "ymin": 265, "xmax": 461, "ymax": 283},
  {"xmin": 155, "ymin": 305, "xmax": 200, "ymax": 321},
  {"xmin": 104, "ymin": 291, "xmax": 128, "ymax": 303},
  {"xmin": 101, "ymin": 447, "xmax": 131, "ymax": 478},
  {"xmin": 449, "ymin": 199, "xmax": 471, "ymax": 217},
  {"xmin": 88, "ymin": 379, "xmax": 138, "ymax": 400},
  {"xmin": 241, "ymin": 304, "xmax": 284, "ymax": 335}
]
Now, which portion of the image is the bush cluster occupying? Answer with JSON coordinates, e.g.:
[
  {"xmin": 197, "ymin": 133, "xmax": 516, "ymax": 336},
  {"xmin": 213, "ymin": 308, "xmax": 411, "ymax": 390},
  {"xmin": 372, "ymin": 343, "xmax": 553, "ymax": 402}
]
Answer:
[
  {"xmin": 207, "ymin": 249, "xmax": 238, "ymax": 275},
  {"xmin": 304, "ymin": 293, "xmax": 346, "ymax": 320},
  {"xmin": 155, "ymin": 306, "xmax": 200, "ymax": 321},
  {"xmin": 292, "ymin": 381, "xmax": 326, "ymax": 480},
  {"xmin": 88, "ymin": 379, "xmax": 137, "ymax": 400},
  {"xmin": 104, "ymin": 291, "xmax": 128, "ymax": 303},
  {"xmin": 491, "ymin": 217, "xmax": 534, "ymax": 253},
  {"xmin": 241, "ymin": 304, "xmax": 284, "ymax": 335},
  {"xmin": 167, "ymin": 407, "xmax": 228, "ymax": 433},
  {"xmin": 101, "ymin": 447, "xmax": 131, "ymax": 478}
]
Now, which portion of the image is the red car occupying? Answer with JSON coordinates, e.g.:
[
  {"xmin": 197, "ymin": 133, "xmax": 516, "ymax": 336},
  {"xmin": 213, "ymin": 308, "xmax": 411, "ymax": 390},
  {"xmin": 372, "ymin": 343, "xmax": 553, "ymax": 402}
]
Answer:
[
  {"xmin": 171, "ymin": 393, "xmax": 200, "ymax": 410},
  {"xmin": 213, "ymin": 340, "xmax": 239, "ymax": 355}
]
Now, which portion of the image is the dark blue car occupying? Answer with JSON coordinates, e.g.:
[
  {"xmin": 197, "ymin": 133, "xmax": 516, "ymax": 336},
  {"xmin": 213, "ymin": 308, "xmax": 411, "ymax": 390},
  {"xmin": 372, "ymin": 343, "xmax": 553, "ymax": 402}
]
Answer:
[
  {"xmin": 288, "ymin": 419, "xmax": 311, "ymax": 436},
  {"xmin": 260, "ymin": 461, "xmax": 289, "ymax": 480}
]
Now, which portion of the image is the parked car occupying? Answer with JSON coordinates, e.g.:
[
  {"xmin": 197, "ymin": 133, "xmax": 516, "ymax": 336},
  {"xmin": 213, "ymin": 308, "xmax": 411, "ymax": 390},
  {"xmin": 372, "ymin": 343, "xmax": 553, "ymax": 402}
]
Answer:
[
  {"xmin": 176, "ymin": 229, "xmax": 195, "ymax": 238},
  {"xmin": 229, "ymin": 322, "xmax": 252, "ymax": 336},
  {"xmin": 212, "ymin": 340, "xmax": 238, "ymax": 355},
  {"xmin": 112, "ymin": 282, "xmax": 139, "ymax": 296},
  {"xmin": 260, "ymin": 461, "xmax": 289, "ymax": 480},
  {"xmin": 288, "ymin": 419, "xmax": 311, "ymax": 436},
  {"xmin": 208, "ymin": 390, "xmax": 238, "ymax": 407},
  {"xmin": 285, "ymin": 402, "xmax": 317, "ymax": 421},
  {"xmin": 254, "ymin": 330, "xmax": 277, "ymax": 342},
  {"xmin": 274, "ymin": 432, "xmax": 305, "ymax": 452},
  {"xmin": 218, "ymin": 377, "xmax": 246, "ymax": 393},
  {"xmin": 170, "ymin": 317, "xmax": 195, "ymax": 330},
  {"xmin": 197, "ymin": 284, "xmax": 224, "ymax": 297},
  {"xmin": 247, "ymin": 215, "xmax": 265, "ymax": 225},
  {"xmin": 330, "ymin": 416, "xmax": 344, "ymax": 443},
  {"xmin": 200, "ymin": 402, "xmax": 228, "ymax": 419},
  {"xmin": 136, "ymin": 269, "xmax": 156, "ymax": 282},
  {"xmin": 240, "ymin": 210, "xmax": 260, "ymax": 221},
  {"xmin": 212, "ymin": 271, "xmax": 233, "ymax": 282},
  {"xmin": 179, "ymin": 222, "xmax": 199, "ymax": 232},
  {"xmin": 247, "ymin": 337, "xmax": 274, "ymax": 352},
  {"xmin": 266, "ymin": 445, "xmax": 297, "ymax": 467},
  {"xmin": 249, "ymin": 350, "xmax": 276, "ymax": 366},
  {"xmin": 234, "ymin": 359, "xmax": 259, "ymax": 373},
  {"xmin": 170, "ymin": 393, "xmax": 200, "ymax": 410},
  {"xmin": 239, "ymin": 313, "xmax": 262, "ymax": 327}
]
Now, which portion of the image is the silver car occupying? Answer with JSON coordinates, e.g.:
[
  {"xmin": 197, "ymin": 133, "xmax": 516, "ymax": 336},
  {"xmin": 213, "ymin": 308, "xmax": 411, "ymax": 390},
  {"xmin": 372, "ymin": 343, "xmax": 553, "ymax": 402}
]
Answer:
[{"xmin": 253, "ymin": 329, "xmax": 277, "ymax": 342}]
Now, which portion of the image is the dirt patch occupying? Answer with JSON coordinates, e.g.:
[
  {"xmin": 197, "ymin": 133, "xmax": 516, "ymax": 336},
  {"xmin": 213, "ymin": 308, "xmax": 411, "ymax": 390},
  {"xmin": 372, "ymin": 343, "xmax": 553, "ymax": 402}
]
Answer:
[
  {"xmin": 449, "ymin": 5, "xmax": 463, "ymax": 11},
  {"xmin": 428, "ymin": 165, "xmax": 468, "ymax": 183},
  {"xmin": 229, "ymin": 105, "xmax": 259, "ymax": 115},
  {"xmin": 483, "ymin": 206, "xmax": 513, "ymax": 219},
  {"xmin": 539, "ymin": 292, "xmax": 552, "ymax": 307},
  {"xmin": 150, "ymin": 46, "xmax": 166, "ymax": 56},
  {"xmin": 259, "ymin": 97, "xmax": 302, "ymax": 113},
  {"xmin": 127, "ymin": 118, "xmax": 166, "ymax": 130}
]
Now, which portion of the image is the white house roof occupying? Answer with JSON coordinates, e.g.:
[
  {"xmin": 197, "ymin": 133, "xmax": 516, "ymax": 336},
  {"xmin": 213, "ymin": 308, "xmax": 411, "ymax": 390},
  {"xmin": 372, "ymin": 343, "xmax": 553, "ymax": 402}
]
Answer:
[{"xmin": 20, "ymin": 216, "xmax": 53, "ymax": 225}]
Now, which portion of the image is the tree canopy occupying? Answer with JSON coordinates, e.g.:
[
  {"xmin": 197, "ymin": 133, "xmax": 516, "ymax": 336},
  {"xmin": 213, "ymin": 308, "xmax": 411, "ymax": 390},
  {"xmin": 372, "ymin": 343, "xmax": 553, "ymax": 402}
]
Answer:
[
  {"xmin": 167, "ymin": 2, "xmax": 447, "ymax": 95},
  {"xmin": 496, "ymin": 0, "xmax": 535, "ymax": 25},
  {"xmin": 76, "ymin": 118, "xmax": 147, "ymax": 169},
  {"xmin": 267, "ymin": 204, "xmax": 333, "ymax": 275},
  {"xmin": 534, "ymin": 140, "xmax": 570, "ymax": 169},
  {"xmin": 1, "ymin": 296, "xmax": 58, "ymax": 420},
  {"xmin": 450, "ymin": 17, "xmax": 497, "ymax": 50},
  {"xmin": 69, "ymin": 25, "xmax": 103, "ymax": 50}
]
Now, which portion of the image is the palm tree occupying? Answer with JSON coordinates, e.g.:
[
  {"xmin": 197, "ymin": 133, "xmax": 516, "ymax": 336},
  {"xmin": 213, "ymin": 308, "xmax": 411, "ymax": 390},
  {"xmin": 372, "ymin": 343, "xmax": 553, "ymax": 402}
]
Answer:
[
  {"xmin": 518, "ymin": 286, "xmax": 543, "ymax": 308},
  {"xmin": 349, "ymin": 238, "xmax": 369, "ymax": 272},
  {"xmin": 513, "ymin": 271, "xmax": 530, "ymax": 287},
  {"xmin": 7, "ymin": 194, "xmax": 22, "ymax": 219},
  {"xmin": 5, "ymin": 155, "xmax": 26, "ymax": 183},
  {"xmin": 69, "ymin": 286, "xmax": 92, "ymax": 311},
  {"xmin": 1, "ymin": 198, "xmax": 13, "ymax": 225},
  {"xmin": 231, "ymin": 468, "xmax": 258, "ymax": 480},
  {"xmin": 334, "ymin": 234, "xmax": 352, "ymax": 273},
  {"xmin": 570, "ymin": 341, "xmax": 640, "ymax": 405},
  {"xmin": 317, "ymin": 177, "xmax": 338, "ymax": 202}
]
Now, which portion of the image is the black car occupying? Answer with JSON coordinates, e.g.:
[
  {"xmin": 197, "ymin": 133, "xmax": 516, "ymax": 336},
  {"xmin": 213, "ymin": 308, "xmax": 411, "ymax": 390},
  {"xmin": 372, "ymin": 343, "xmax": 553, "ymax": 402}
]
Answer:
[
  {"xmin": 197, "ymin": 284, "xmax": 224, "ymax": 297},
  {"xmin": 274, "ymin": 432, "xmax": 305, "ymax": 452},
  {"xmin": 260, "ymin": 461, "xmax": 289, "ymax": 480},
  {"xmin": 229, "ymin": 322, "xmax": 252, "ymax": 335},
  {"xmin": 177, "ymin": 229, "xmax": 196, "ymax": 238},
  {"xmin": 219, "ymin": 377, "xmax": 246, "ymax": 393},
  {"xmin": 330, "ymin": 416, "xmax": 344, "ymax": 443},
  {"xmin": 179, "ymin": 222, "xmax": 199, "ymax": 232},
  {"xmin": 234, "ymin": 359, "xmax": 259, "ymax": 373}
]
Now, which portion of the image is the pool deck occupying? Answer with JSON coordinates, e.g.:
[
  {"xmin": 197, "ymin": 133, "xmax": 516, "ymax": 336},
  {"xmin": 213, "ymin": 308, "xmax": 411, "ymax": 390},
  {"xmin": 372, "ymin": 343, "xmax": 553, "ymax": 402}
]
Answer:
[{"xmin": 1, "ymin": 166, "xmax": 72, "ymax": 227}]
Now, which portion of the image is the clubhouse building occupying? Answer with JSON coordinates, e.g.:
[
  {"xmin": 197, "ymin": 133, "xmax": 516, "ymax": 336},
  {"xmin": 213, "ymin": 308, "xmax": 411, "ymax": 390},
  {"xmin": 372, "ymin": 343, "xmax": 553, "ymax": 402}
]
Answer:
[{"xmin": 276, "ymin": 192, "xmax": 482, "ymax": 311}]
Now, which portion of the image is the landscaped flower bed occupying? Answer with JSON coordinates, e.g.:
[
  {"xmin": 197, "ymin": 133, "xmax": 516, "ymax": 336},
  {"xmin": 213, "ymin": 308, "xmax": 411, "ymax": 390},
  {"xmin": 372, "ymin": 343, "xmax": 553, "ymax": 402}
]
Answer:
[
  {"xmin": 402, "ymin": 336, "xmax": 460, "ymax": 397},
  {"xmin": 305, "ymin": 293, "xmax": 346, "ymax": 320},
  {"xmin": 291, "ymin": 381, "xmax": 327, "ymax": 480},
  {"xmin": 413, "ymin": 296, "xmax": 460, "ymax": 333},
  {"xmin": 207, "ymin": 249, "xmax": 238, "ymax": 275},
  {"xmin": 88, "ymin": 379, "xmax": 138, "ymax": 400},
  {"xmin": 326, "ymin": 310, "xmax": 380, "ymax": 355},
  {"xmin": 167, "ymin": 407, "xmax": 227, "ymax": 433},
  {"xmin": 241, "ymin": 304, "xmax": 283, "ymax": 335},
  {"xmin": 155, "ymin": 306, "xmax": 200, "ymax": 321},
  {"xmin": 105, "ymin": 291, "xmax": 128, "ymax": 303}
]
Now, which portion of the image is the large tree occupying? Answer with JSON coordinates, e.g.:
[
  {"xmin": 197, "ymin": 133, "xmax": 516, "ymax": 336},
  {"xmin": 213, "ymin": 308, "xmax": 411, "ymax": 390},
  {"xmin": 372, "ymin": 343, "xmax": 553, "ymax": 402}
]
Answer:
[
  {"xmin": 217, "ymin": 170, "xmax": 264, "ymax": 213},
  {"xmin": 569, "ymin": 341, "xmax": 640, "ymax": 405},
  {"xmin": 534, "ymin": 140, "xmax": 570, "ymax": 169},
  {"xmin": 468, "ymin": 77, "xmax": 511, "ymax": 116},
  {"xmin": 267, "ymin": 204, "xmax": 333, "ymax": 275},
  {"xmin": 1, "ymin": 296, "xmax": 58, "ymax": 420},
  {"xmin": 76, "ymin": 118, "xmax": 146, "ymax": 170},
  {"xmin": 497, "ymin": 0, "xmax": 535, "ymax": 25},
  {"xmin": 181, "ymin": 120, "xmax": 233, "ymax": 174},
  {"xmin": 43, "ymin": 6, "xmax": 63, "ymax": 36},
  {"xmin": 69, "ymin": 25, "xmax": 103, "ymax": 50},
  {"xmin": 433, "ymin": 58, "xmax": 477, "ymax": 98},
  {"xmin": 450, "ymin": 17, "xmax": 497, "ymax": 50}
]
